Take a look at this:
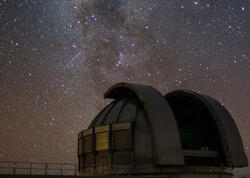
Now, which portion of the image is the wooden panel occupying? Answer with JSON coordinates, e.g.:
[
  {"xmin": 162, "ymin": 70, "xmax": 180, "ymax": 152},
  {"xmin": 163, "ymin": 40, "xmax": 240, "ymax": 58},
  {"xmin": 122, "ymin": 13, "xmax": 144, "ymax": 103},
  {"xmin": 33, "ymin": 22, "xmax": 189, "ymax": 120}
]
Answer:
[
  {"xmin": 83, "ymin": 128, "xmax": 93, "ymax": 136},
  {"xmin": 78, "ymin": 139, "xmax": 83, "ymax": 155},
  {"xmin": 112, "ymin": 122, "xmax": 132, "ymax": 130},
  {"xmin": 79, "ymin": 155, "xmax": 84, "ymax": 169},
  {"xmin": 96, "ymin": 151, "xmax": 111, "ymax": 167},
  {"xmin": 95, "ymin": 125, "xmax": 110, "ymax": 133},
  {"xmin": 84, "ymin": 135, "xmax": 93, "ymax": 153},
  {"xmin": 84, "ymin": 154, "xmax": 94, "ymax": 168},
  {"xmin": 113, "ymin": 151, "xmax": 131, "ymax": 165},
  {"xmin": 96, "ymin": 132, "xmax": 109, "ymax": 151},
  {"xmin": 78, "ymin": 131, "xmax": 83, "ymax": 139},
  {"xmin": 113, "ymin": 130, "xmax": 131, "ymax": 150}
]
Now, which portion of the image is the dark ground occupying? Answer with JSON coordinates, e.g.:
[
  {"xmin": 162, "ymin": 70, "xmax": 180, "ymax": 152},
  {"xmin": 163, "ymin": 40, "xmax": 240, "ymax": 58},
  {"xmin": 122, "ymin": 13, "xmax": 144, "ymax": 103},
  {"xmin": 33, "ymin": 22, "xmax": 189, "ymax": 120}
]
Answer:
[{"xmin": 0, "ymin": 175, "xmax": 250, "ymax": 178}]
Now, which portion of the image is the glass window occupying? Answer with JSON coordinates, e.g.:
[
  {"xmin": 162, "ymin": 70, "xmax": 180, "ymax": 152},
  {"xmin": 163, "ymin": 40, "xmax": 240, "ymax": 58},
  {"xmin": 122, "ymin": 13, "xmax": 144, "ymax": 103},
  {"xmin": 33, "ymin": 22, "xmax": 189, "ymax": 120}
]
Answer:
[
  {"xmin": 95, "ymin": 125, "xmax": 110, "ymax": 151},
  {"xmin": 96, "ymin": 132, "xmax": 110, "ymax": 151}
]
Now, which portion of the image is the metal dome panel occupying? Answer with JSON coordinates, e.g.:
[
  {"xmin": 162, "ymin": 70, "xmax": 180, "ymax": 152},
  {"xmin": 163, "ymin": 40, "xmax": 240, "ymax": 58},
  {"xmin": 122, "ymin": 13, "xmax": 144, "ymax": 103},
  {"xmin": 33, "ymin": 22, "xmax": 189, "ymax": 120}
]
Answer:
[
  {"xmin": 104, "ymin": 82, "xmax": 184, "ymax": 166},
  {"xmin": 165, "ymin": 89, "xmax": 248, "ymax": 167}
]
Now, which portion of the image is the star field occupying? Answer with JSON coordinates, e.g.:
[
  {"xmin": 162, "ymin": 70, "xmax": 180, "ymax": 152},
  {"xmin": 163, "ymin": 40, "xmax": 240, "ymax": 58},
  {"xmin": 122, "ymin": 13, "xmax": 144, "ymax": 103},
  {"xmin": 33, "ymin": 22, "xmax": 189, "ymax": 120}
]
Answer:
[{"xmin": 0, "ymin": 0, "xmax": 249, "ymax": 174}]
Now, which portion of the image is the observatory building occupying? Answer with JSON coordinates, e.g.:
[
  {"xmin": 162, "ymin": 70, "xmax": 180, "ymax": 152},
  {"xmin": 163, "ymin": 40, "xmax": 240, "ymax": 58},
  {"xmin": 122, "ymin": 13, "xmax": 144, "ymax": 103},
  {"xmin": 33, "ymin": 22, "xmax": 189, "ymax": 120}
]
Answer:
[{"xmin": 78, "ymin": 83, "xmax": 248, "ymax": 178}]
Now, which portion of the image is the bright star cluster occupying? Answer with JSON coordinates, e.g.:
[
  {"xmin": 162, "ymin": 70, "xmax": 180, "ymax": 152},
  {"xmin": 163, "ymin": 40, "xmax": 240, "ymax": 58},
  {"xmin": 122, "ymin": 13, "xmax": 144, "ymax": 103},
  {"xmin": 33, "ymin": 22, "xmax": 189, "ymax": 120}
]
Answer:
[{"xmin": 0, "ymin": 0, "xmax": 249, "ymax": 175}]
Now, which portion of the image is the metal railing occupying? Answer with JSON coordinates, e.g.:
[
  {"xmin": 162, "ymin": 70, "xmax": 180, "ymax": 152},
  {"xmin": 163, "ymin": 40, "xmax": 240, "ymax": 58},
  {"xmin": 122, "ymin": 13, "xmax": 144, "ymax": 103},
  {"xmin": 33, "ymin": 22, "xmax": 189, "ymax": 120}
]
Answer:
[{"xmin": 0, "ymin": 161, "xmax": 77, "ymax": 176}]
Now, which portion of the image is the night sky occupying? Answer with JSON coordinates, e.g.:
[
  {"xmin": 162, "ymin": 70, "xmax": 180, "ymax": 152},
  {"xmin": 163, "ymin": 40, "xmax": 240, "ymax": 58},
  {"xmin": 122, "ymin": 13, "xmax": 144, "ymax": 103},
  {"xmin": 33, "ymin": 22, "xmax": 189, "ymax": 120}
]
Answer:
[{"xmin": 0, "ymin": 0, "xmax": 249, "ymax": 173}]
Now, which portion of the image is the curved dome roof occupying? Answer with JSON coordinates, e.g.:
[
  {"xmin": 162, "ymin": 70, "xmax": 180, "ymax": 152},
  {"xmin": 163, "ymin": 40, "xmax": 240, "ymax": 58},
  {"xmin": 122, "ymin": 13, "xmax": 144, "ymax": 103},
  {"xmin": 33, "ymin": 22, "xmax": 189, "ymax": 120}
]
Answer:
[
  {"xmin": 165, "ymin": 89, "xmax": 248, "ymax": 167},
  {"xmin": 88, "ymin": 83, "xmax": 248, "ymax": 167},
  {"xmin": 89, "ymin": 82, "xmax": 184, "ymax": 166},
  {"xmin": 88, "ymin": 94, "xmax": 140, "ymax": 127}
]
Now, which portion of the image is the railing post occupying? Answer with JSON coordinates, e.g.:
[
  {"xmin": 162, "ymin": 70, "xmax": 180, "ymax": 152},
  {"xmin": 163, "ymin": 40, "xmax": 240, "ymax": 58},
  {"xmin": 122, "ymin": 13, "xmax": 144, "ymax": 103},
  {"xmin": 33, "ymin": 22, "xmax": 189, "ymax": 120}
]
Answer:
[
  {"xmin": 13, "ymin": 162, "xmax": 16, "ymax": 175},
  {"xmin": 30, "ymin": 162, "xmax": 32, "ymax": 175},
  {"xmin": 60, "ymin": 164, "xmax": 62, "ymax": 175},
  {"xmin": 45, "ymin": 163, "xmax": 48, "ymax": 175},
  {"xmin": 74, "ymin": 164, "xmax": 77, "ymax": 176}
]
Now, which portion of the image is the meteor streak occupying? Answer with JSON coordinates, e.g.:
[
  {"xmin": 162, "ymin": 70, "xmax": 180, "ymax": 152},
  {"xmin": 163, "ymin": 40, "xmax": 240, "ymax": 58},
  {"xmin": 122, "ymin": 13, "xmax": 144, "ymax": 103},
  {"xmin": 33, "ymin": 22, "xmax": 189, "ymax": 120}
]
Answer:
[{"xmin": 62, "ymin": 52, "xmax": 81, "ymax": 70}]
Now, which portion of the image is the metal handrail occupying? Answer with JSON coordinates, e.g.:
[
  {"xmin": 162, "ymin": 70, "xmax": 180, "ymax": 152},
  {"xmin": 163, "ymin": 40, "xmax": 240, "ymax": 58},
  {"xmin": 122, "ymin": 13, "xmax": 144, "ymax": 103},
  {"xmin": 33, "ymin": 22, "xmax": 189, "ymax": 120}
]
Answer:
[{"xmin": 0, "ymin": 161, "xmax": 78, "ymax": 175}]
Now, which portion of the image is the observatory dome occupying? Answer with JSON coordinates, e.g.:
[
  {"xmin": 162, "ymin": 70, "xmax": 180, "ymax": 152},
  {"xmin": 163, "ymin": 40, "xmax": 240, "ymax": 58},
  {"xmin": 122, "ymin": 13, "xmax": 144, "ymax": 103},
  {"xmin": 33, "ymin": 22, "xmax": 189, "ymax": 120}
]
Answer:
[{"xmin": 78, "ymin": 83, "xmax": 248, "ymax": 177}]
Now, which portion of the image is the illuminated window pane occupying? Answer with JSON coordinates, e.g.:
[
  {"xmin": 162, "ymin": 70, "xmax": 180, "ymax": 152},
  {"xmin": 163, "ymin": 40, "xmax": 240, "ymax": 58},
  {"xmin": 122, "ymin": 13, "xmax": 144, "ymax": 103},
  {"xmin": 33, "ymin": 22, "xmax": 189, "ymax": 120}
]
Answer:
[{"xmin": 96, "ymin": 132, "xmax": 109, "ymax": 151}]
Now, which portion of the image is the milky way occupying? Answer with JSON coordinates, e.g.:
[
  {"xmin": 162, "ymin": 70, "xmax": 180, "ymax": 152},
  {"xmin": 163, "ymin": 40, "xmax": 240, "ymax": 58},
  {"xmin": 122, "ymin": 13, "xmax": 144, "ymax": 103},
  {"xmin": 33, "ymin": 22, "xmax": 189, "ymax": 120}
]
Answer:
[{"xmin": 0, "ymin": 0, "xmax": 249, "ymax": 174}]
